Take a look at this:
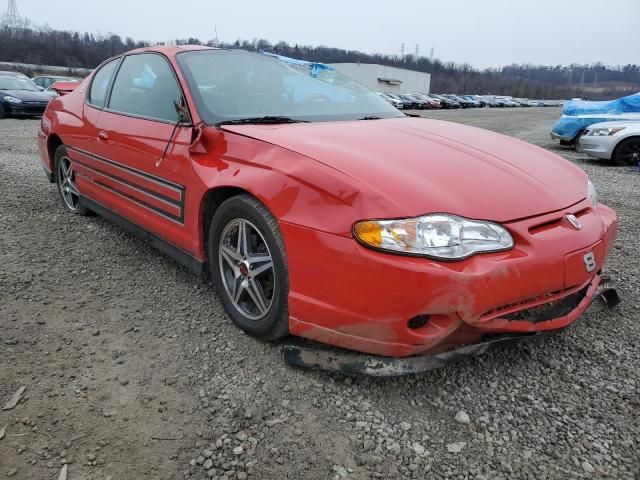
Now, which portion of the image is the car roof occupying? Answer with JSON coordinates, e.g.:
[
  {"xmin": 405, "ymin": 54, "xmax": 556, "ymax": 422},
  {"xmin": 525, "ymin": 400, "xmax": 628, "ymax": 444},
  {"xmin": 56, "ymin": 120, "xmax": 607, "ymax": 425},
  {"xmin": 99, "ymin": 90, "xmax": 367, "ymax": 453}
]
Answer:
[
  {"xmin": 0, "ymin": 70, "xmax": 22, "ymax": 76},
  {"xmin": 125, "ymin": 44, "xmax": 215, "ymax": 56}
]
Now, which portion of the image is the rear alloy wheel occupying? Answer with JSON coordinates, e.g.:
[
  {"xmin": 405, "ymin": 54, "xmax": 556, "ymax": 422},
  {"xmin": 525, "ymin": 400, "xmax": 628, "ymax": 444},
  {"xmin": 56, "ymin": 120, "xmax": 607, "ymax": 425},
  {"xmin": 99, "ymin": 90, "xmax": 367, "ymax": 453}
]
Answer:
[
  {"xmin": 613, "ymin": 138, "xmax": 640, "ymax": 166},
  {"xmin": 54, "ymin": 145, "xmax": 89, "ymax": 215},
  {"xmin": 209, "ymin": 195, "xmax": 289, "ymax": 340}
]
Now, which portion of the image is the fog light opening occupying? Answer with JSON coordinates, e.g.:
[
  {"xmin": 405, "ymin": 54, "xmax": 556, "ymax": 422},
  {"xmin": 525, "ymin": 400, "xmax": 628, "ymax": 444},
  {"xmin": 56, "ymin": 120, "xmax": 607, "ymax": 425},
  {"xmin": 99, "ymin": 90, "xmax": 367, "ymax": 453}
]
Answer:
[{"xmin": 407, "ymin": 315, "xmax": 430, "ymax": 330}]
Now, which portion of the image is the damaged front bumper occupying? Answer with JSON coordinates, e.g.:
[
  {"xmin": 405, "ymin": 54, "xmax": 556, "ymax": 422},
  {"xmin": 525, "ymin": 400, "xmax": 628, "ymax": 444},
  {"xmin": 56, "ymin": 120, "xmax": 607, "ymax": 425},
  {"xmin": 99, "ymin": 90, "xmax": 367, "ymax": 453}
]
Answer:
[{"xmin": 283, "ymin": 285, "xmax": 620, "ymax": 377}]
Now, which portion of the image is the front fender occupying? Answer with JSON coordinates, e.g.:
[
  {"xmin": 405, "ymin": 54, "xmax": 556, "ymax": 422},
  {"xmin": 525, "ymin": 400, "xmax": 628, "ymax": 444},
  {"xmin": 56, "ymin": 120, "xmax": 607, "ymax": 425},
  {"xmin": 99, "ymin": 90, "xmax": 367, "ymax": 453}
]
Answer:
[{"xmin": 192, "ymin": 129, "xmax": 389, "ymax": 239}]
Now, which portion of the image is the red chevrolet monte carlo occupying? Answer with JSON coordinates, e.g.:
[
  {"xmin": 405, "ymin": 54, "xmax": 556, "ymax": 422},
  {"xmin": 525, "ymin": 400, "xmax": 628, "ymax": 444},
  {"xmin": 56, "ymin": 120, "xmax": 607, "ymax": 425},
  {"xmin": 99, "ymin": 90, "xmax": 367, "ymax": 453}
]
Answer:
[{"xmin": 38, "ymin": 45, "xmax": 618, "ymax": 365}]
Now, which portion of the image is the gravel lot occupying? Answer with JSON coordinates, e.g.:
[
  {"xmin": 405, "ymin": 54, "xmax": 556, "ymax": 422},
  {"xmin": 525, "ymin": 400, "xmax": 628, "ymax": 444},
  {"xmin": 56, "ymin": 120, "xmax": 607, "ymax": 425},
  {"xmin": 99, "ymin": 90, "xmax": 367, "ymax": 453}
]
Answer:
[{"xmin": 1, "ymin": 108, "xmax": 639, "ymax": 480}]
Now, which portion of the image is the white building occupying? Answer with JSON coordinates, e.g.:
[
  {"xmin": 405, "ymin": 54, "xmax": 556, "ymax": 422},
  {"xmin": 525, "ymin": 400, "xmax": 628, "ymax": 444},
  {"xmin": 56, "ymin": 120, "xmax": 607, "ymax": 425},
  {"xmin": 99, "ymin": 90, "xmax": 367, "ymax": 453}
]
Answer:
[{"xmin": 330, "ymin": 63, "xmax": 431, "ymax": 94}]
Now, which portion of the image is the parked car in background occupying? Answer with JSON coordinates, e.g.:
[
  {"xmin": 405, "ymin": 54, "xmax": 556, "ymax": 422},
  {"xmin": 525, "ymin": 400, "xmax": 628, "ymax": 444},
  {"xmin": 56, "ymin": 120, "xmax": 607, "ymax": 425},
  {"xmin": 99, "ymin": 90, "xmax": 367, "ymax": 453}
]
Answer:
[
  {"xmin": 578, "ymin": 121, "xmax": 640, "ymax": 166},
  {"xmin": 405, "ymin": 93, "xmax": 435, "ymax": 109},
  {"xmin": 463, "ymin": 95, "xmax": 485, "ymax": 107},
  {"xmin": 0, "ymin": 71, "xmax": 56, "ymax": 118},
  {"xmin": 384, "ymin": 92, "xmax": 412, "ymax": 110},
  {"xmin": 429, "ymin": 94, "xmax": 460, "ymax": 109},
  {"xmin": 376, "ymin": 92, "xmax": 403, "ymax": 109},
  {"xmin": 37, "ymin": 45, "xmax": 618, "ymax": 364},
  {"xmin": 479, "ymin": 96, "xmax": 501, "ymax": 107},
  {"xmin": 32, "ymin": 75, "xmax": 79, "ymax": 90},
  {"xmin": 396, "ymin": 94, "xmax": 423, "ymax": 109},
  {"xmin": 444, "ymin": 94, "xmax": 474, "ymax": 108},
  {"xmin": 412, "ymin": 93, "xmax": 441, "ymax": 109},
  {"xmin": 44, "ymin": 78, "xmax": 81, "ymax": 94}
]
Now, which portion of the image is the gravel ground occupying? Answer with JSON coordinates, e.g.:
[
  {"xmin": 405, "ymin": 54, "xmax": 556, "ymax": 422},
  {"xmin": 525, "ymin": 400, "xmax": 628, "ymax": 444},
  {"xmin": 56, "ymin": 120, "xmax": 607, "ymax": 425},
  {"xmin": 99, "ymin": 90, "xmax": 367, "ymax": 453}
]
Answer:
[{"xmin": 1, "ymin": 108, "xmax": 638, "ymax": 480}]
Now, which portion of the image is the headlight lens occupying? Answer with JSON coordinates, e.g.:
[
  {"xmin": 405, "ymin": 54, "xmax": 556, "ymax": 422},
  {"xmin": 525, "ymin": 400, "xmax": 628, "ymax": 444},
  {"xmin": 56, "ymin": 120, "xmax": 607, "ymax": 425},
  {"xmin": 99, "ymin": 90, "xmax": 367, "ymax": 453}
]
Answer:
[
  {"xmin": 3, "ymin": 95, "xmax": 22, "ymax": 104},
  {"xmin": 587, "ymin": 126, "xmax": 625, "ymax": 136},
  {"xmin": 353, "ymin": 214, "xmax": 514, "ymax": 260},
  {"xmin": 587, "ymin": 179, "xmax": 598, "ymax": 207}
]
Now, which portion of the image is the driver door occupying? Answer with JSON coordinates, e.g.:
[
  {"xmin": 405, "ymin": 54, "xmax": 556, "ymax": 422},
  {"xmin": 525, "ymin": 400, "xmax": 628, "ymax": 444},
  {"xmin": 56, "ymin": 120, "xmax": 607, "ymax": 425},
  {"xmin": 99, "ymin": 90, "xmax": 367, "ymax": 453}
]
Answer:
[{"xmin": 85, "ymin": 53, "xmax": 196, "ymax": 253}]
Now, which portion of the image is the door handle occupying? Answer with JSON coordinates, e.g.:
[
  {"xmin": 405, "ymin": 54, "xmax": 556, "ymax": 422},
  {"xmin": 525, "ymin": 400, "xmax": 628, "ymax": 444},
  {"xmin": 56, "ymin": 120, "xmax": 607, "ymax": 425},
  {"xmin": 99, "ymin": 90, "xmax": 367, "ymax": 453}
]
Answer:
[{"xmin": 97, "ymin": 131, "xmax": 108, "ymax": 142}]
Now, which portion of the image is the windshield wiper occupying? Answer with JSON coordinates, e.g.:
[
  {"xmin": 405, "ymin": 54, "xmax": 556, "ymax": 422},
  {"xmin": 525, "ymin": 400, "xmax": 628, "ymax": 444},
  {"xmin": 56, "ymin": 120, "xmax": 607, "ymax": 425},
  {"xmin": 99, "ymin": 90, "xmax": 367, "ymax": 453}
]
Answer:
[
  {"xmin": 357, "ymin": 116, "xmax": 383, "ymax": 120},
  {"xmin": 216, "ymin": 116, "xmax": 308, "ymax": 126}
]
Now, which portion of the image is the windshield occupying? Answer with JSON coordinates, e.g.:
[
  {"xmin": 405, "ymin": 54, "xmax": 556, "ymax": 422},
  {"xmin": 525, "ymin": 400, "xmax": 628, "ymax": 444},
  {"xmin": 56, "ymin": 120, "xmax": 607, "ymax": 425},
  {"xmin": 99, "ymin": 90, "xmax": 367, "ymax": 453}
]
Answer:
[
  {"xmin": 0, "ymin": 75, "xmax": 40, "ymax": 91},
  {"xmin": 176, "ymin": 49, "xmax": 402, "ymax": 124}
]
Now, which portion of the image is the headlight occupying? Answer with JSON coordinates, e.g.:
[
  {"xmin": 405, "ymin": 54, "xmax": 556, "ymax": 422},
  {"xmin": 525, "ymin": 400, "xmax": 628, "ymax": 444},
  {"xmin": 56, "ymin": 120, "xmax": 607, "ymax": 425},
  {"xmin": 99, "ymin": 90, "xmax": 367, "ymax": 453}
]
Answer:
[
  {"xmin": 587, "ymin": 126, "xmax": 625, "ymax": 136},
  {"xmin": 3, "ymin": 95, "xmax": 22, "ymax": 104},
  {"xmin": 587, "ymin": 179, "xmax": 598, "ymax": 207},
  {"xmin": 353, "ymin": 214, "xmax": 514, "ymax": 260}
]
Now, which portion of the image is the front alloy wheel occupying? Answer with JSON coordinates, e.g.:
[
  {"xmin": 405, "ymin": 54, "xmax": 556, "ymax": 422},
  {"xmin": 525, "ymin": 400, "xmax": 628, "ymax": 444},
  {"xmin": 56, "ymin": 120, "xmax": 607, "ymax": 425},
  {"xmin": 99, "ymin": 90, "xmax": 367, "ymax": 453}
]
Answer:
[
  {"xmin": 209, "ymin": 195, "xmax": 289, "ymax": 340},
  {"xmin": 219, "ymin": 219, "xmax": 275, "ymax": 320}
]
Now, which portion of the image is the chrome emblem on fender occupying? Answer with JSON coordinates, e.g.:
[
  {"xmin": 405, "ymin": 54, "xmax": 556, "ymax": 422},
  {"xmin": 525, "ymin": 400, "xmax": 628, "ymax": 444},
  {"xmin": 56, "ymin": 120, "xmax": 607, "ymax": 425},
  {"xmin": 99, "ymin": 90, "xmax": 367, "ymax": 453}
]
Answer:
[
  {"xmin": 583, "ymin": 252, "xmax": 596, "ymax": 272},
  {"xmin": 566, "ymin": 214, "xmax": 582, "ymax": 230}
]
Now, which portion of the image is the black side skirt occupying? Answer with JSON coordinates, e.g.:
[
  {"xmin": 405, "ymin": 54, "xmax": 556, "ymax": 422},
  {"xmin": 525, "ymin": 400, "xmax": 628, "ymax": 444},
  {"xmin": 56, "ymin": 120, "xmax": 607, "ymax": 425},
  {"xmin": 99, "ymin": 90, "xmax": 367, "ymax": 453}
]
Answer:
[{"xmin": 81, "ymin": 196, "xmax": 206, "ymax": 278}]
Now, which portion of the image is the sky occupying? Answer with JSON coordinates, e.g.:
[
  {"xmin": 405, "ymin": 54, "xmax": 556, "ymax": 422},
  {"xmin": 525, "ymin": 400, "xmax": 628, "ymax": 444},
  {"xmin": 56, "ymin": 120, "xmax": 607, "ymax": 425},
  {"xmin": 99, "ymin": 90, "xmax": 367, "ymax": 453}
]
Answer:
[{"xmin": 10, "ymin": 0, "xmax": 640, "ymax": 69}]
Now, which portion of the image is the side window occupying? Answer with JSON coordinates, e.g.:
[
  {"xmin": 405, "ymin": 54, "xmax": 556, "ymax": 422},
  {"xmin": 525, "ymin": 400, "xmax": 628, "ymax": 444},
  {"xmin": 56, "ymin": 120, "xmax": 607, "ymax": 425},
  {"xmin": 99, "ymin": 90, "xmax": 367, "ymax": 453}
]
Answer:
[
  {"xmin": 89, "ymin": 59, "xmax": 119, "ymax": 108},
  {"xmin": 108, "ymin": 54, "xmax": 181, "ymax": 122}
]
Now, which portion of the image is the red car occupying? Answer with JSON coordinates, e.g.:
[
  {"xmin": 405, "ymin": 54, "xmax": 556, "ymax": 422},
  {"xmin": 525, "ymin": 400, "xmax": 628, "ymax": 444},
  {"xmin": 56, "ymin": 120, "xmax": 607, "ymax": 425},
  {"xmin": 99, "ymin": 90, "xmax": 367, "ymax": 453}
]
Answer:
[{"xmin": 38, "ymin": 46, "xmax": 617, "ymax": 365}]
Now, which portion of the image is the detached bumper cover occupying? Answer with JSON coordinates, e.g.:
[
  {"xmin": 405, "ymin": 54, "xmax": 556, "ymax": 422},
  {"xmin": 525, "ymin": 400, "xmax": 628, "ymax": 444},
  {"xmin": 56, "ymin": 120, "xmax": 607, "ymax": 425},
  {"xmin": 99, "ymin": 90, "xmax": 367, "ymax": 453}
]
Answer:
[{"xmin": 284, "ymin": 285, "xmax": 620, "ymax": 376}]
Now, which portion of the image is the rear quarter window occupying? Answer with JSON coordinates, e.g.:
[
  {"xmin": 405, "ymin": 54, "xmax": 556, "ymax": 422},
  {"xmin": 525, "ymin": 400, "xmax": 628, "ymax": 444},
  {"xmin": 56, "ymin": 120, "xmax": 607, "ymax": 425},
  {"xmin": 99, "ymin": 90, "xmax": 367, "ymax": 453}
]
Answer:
[{"xmin": 88, "ymin": 59, "xmax": 119, "ymax": 108}]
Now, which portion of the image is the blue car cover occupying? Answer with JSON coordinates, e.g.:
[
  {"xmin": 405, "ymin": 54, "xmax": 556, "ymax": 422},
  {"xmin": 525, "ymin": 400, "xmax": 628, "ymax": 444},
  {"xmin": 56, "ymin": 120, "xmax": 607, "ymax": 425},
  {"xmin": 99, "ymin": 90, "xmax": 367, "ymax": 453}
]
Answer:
[{"xmin": 551, "ymin": 93, "xmax": 640, "ymax": 141}]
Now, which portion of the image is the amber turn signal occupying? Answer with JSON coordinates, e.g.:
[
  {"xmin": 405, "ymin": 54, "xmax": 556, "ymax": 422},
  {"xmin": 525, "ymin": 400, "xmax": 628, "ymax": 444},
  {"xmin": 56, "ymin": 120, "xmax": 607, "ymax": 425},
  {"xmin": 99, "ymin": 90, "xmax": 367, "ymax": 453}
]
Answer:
[{"xmin": 353, "ymin": 221, "xmax": 382, "ymax": 247}]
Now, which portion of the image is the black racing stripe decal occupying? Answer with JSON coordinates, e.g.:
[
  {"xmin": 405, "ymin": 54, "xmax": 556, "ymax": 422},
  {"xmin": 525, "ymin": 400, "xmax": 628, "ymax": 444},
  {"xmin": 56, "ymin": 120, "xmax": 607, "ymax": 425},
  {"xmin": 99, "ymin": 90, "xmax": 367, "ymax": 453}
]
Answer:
[
  {"xmin": 74, "ymin": 159, "xmax": 181, "ymax": 208},
  {"xmin": 94, "ymin": 179, "xmax": 183, "ymax": 224},
  {"xmin": 68, "ymin": 146, "xmax": 183, "ymax": 191},
  {"xmin": 67, "ymin": 146, "xmax": 185, "ymax": 224}
]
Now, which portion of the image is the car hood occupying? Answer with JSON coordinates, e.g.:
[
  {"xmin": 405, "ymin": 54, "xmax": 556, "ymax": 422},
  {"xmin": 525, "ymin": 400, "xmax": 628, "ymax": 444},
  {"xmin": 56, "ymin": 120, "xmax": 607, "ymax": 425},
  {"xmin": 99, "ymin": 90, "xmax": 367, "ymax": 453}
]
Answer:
[
  {"xmin": 0, "ymin": 89, "xmax": 53, "ymax": 101},
  {"xmin": 585, "ymin": 120, "xmax": 640, "ymax": 130},
  {"xmin": 221, "ymin": 117, "xmax": 587, "ymax": 222}
]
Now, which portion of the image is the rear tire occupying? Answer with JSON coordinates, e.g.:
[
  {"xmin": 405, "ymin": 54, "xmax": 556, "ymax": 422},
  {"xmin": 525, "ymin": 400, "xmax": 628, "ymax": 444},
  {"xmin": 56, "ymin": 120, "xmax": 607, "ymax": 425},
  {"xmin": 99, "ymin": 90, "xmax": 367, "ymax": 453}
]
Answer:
[
  {"xmin": 54, "ymin": 145, "xmax": 90, "ymax": 215},
  {"xmin": 612, "ymin": 137, "xmax": 640, "ymax": 166},
  {"xmin": 208, "ymin": 195, "xmax": 289, "ymax": 341}
]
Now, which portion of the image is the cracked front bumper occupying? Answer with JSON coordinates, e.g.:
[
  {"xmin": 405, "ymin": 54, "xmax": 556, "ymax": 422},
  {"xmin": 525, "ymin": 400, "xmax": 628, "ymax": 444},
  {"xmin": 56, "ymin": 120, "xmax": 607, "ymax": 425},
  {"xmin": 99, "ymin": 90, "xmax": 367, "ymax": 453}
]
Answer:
[{"xmin": 282, "ymin": 200, "xmax": 617, "ymax": 357}]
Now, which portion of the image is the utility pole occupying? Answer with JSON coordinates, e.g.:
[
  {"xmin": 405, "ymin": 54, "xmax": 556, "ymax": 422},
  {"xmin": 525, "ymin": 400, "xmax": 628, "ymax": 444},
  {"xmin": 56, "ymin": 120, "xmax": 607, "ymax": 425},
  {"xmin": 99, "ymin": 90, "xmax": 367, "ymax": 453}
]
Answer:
[
  {"xmin": 430, "ymin": 47, "xmax": 434, "ymax": 62},
  {"xmin": 415, "ymin": 43, "xmax": 419, "ymax": 62},
  {"xmin": 400, "ymin": 42, "xmax": 405, "ymax": 59},
  {"xmin": 3, "ymin": 0, "xmax": 22, "ymax": 29}
]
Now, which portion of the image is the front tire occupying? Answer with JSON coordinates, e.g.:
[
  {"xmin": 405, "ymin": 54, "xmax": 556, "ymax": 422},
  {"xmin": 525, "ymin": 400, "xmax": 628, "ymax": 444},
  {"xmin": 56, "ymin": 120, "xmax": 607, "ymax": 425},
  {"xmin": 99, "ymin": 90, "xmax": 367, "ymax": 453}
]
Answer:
[
  {"xmin": 0, "ymin": 103, "xmax": 7, "ymax": 119},
  {"xmin": 612, "ymin": 137, "xmax": 640, "ymax": 166},
  {"xmin": 54, "ymin": 145, "xmax": 90, "ymax": 215},
  {"xmin": 208, "ymin": 195, "xmax": 289, "ymax": 340}
]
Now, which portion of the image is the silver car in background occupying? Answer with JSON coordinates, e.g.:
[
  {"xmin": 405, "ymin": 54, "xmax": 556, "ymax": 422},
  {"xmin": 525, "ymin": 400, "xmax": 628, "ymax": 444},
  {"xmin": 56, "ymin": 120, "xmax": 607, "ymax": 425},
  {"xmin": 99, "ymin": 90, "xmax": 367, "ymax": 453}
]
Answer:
[{"xmin": 578, "ymin": 121, "xmax": 640, "ymax": 166}]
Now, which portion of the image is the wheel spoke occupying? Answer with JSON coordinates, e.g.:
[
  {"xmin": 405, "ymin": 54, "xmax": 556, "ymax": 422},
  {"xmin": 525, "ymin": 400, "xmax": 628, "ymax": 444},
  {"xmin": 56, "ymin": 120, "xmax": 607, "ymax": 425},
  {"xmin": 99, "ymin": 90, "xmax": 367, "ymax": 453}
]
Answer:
[
  {"xmin": 237, "ymin": 221, "xmax": 248, "ymax": 258},
  {"xmin": 63, "ymin": 161, "xmax": 72, "ymax": 180},
  {"xmin": 68, "ymin": 181, "xmax": 80, "ymax": 197},
  {"xmin": 250, "ymin": 259, "xmax": 273, "ymax": 277},
  {"xmin": 245, "ymin": 279, "xmax": 268, "ymax": 314},
  {"xmin": 233, "ymin": 276, "xmax": 245, "ymax": 303},
  {"xmin": 221, "ymin": 244, "xmax": 242, "ymax": 268}
]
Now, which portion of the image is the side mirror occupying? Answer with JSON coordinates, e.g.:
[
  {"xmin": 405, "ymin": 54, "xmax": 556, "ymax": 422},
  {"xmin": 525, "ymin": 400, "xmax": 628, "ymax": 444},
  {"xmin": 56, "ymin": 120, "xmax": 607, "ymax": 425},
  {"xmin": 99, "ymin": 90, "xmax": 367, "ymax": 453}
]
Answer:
[{"xmin": 173, "ymin": 99, "xmax": 191, "ymax": 125}]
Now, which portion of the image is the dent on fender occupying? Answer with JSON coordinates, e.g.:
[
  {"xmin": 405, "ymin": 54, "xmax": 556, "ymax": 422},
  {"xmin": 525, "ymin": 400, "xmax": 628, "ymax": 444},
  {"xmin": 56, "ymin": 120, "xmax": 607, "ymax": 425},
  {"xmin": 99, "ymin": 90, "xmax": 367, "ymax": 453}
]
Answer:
[{"xmin": 191, "ymin": 128, "xmax": 367, "ymax": 235}]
